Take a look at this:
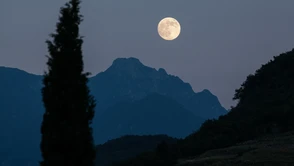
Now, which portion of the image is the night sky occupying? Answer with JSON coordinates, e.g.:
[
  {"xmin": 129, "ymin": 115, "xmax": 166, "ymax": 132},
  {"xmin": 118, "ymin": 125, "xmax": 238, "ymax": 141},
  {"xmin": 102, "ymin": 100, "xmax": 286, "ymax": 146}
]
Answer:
[{"xmin": 1, "ymin": 0, "xmax": 294, "ymax": 108}]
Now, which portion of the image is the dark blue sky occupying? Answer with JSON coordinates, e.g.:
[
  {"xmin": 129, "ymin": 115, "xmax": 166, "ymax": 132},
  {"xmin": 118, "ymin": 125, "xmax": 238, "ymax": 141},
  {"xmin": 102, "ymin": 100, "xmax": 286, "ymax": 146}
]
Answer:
[{"xmin": 1, "ymin": 0, "xmax": 294, "ymax": 108}]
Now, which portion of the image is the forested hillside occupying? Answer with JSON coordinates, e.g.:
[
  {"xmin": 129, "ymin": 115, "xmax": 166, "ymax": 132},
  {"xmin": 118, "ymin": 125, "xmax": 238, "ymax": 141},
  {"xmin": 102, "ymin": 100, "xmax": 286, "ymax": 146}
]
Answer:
[{"xmin": 95, "ymin": 135, "xmax": 177, "ymax": 166}]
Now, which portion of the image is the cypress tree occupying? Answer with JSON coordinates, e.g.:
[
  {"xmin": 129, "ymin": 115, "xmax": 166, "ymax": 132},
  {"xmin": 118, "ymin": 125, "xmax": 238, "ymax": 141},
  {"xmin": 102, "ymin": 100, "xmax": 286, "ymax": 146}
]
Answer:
[{"xmin": 40, "ymin": 0, "xmax": 96, "ymax": 165}]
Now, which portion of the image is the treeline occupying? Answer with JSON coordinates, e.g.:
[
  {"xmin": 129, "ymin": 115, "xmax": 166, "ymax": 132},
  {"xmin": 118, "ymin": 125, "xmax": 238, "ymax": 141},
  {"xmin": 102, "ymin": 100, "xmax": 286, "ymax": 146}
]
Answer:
[
  {"xmin": 113, "ymin": 48, "xmax": 294, "ymax": 166},
  {"xmin": 95, "ymin": 135, "xmax": 177, "ymax": 166}
]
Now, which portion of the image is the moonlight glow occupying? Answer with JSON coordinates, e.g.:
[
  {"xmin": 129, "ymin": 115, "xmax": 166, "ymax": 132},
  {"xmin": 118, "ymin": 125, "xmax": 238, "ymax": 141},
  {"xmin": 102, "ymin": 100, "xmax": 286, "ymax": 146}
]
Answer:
[{"xmin": 157, "ymin": 17, "xmax": 181, "ymax": 41}]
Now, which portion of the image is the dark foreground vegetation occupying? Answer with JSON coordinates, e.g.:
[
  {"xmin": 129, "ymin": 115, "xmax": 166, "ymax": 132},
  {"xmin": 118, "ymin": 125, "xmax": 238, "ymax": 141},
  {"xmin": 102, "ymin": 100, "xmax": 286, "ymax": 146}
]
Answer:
[
  {"xmin": 112, "ymin": 49, "xmax": 294, "ymax": 166},
  {"xmin": 177, "ymin": 131, "xmax": 294, "ymax": 166},
  {"xmin": 95, "ymin": 135, "xmax": 177, "ymax": 166}
]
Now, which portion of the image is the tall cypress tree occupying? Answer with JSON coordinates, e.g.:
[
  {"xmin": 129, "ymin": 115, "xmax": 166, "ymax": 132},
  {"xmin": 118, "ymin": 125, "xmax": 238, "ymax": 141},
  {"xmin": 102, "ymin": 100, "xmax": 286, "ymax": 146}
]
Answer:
[{"xmin": 40, "ymin": 0, "xmax": 96, "ymax": 166}]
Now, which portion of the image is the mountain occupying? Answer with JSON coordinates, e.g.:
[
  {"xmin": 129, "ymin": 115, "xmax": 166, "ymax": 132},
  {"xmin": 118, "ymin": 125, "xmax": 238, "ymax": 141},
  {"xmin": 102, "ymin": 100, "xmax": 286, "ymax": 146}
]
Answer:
[
  {"xmin": 89, "ymin": 58, "xmax": 227, "ymax": 136},
  {"xmin": 0, "ymin": 58, "xmax": 226, "ymax": 165},
  {"xmin": 88, "ymin": 57, "xmax": 226, "ymax": 143},
  {"xmin": 0, "ymin": 67, "xmax": 43, "ymax": 164},
  {"xmin": 90, "ymin": 58, "xmax": 227, "ymax": 119},
  {"xmin": 95, "ymin": 135, "xmax": 178, "ymax": 166},
  {"xmin": 95, "ymin": 93, "xmax": 204, "ymax": 143}
]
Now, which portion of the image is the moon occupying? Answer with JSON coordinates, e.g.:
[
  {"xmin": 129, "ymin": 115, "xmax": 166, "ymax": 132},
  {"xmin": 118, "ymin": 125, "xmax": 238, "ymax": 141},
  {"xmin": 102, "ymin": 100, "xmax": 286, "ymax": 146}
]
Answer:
[{"xmin": 157, "ymin": 17, "xmax": 181, "ymax": 41}]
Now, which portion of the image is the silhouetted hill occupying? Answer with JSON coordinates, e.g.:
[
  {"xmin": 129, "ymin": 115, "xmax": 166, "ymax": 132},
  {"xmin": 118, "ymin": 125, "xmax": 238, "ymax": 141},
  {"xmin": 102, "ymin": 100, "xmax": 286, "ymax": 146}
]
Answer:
[
  {"xmin": 95, "ymin": 135, "xmax": 177, "ymax": 166},
  {"xmin": 112, "ymin": 49, "xmax": 294, "ymax": 166},
  {"xmin": 95, "ymin": 93, "xmax": 204, "ymax": 143},
  {"xmin": 177, "ymin": 131, "xmax": 294, "ymax": 166},
  {"xmin": 180, "ymin": 48, "xmax": 294, "ymax": 157}
]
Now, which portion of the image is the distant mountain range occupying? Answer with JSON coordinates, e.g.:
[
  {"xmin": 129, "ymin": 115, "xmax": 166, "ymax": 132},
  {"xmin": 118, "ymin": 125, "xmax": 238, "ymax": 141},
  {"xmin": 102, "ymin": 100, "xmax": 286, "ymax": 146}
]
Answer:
[{"xmin": 0, "ymin": 57, "xmax": 227, "ymax": 165}]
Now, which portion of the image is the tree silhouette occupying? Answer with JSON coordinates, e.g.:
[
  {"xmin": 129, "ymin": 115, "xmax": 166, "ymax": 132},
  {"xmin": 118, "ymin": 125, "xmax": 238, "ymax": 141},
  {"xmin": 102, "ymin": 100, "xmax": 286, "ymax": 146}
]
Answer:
[
  {"xmin": 156, "ymin": 141, "xmax": 168, "ymax": 157},
  {"xmin": 40, "ymin": 0, "xmax": 96, "ymax": 166}
]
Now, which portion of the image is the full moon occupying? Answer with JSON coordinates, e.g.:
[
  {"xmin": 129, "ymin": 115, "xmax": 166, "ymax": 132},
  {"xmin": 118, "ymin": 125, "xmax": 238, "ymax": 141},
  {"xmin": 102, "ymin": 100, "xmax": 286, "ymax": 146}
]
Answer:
[{"xmin": 157, "ymin": 17, "xmax": 181, "ymax": 41}]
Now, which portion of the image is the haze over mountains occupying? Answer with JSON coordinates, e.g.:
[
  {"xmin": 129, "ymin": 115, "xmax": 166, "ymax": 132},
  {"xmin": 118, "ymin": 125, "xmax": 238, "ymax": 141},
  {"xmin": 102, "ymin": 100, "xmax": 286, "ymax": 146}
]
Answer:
[{"xmin": 0, "ymin": 57, "xmax": 227, "ymax": 165}]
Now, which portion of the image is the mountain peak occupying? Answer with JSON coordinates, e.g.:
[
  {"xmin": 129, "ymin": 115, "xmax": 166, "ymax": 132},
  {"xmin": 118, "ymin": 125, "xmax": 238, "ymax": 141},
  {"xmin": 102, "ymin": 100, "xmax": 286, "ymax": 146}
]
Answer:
[
  {"xmin": 200, "ymin": 89, "xmax": 212, "ymax": 95},
  {"xmin": 104, "ymin": 57, "xmax": 155, "ymax": 78},
  {"xmin": 110, "ymin": 57, "xmax": 144, "ymax": 70},
  {"xmin": 158, "ymin": 68, "xmax": 167, "ymax": 74}
]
